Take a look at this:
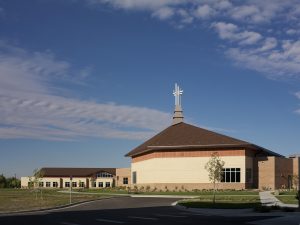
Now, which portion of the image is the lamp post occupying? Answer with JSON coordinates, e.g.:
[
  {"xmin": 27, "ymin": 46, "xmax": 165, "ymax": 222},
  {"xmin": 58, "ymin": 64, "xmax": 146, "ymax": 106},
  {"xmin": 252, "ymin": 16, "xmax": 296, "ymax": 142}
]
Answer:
[
  {"xmin": 298, "ymin": 157, "xmax": 300, "ymax": 211},
  {"xmin": 70, "ymin": 175, "xmax": 72, "ymax": 204}
]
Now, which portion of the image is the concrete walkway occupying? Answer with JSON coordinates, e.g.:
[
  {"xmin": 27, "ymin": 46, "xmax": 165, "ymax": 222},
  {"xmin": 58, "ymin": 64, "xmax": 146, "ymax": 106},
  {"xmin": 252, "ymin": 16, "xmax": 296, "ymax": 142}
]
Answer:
[
  {"xmin": 259, "ymin": 191, "xmax": 298, "ymax": 208},
  {"xmin": 174, "ymin": 191, "xmax": 300, "ymax": 225}
]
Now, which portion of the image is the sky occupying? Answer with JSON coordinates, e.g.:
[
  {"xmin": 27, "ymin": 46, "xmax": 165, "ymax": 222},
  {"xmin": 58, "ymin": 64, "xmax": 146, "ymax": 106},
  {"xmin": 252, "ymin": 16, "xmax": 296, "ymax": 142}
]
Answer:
[{"xmin": 1, "ymin": 0, "xmax": 300, "ymax": 178}]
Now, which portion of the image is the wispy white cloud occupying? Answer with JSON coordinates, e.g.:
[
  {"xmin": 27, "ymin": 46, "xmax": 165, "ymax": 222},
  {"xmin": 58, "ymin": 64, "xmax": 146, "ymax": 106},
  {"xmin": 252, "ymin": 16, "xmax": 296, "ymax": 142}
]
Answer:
[
  {"xmin": 226, "ymin": 40, "xmax": 300, "ymax": 79},
  {"xmin": 194, "ymin": 4, "xmax": 215, "ymax": 19},
  {"xmin": 88, "ymin": 0, "xmax": 185, "ymax": 11},
  {"xmin": 258, "ymin": 37, "xmax": 277, "ymax": 52},
  {"xmin": 152, "ymin": 7, "xmax": 175, "ymax": 20},
  {"xmin": 212, "ymin": 22, "xmax": 262, "ymax": 45},
  {"xmin": 82, "ymin": 0, "xmax": 300, "ymax": 79},
  {"xmin": 230, "ymin": 5, "xmax": 260, "ymax": 21},
  {"xmin": 295, "ymin": 92, "xmax": 300, "ymax": 115},
  {"xmin": 0, "ymin": 41, "xmax": 171, "ymax": 141}
]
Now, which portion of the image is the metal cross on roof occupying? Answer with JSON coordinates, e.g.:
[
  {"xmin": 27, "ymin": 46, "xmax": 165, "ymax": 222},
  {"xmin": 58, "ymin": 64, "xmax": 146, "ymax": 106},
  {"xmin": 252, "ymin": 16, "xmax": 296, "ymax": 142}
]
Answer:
[{"xmin": 173, "ymin": 83, "xmax": 183, "ymax": 106}]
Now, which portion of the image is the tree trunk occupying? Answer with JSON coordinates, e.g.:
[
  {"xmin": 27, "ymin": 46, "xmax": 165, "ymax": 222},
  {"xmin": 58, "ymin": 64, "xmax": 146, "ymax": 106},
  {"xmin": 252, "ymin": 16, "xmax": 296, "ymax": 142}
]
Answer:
[
  {"xmin": 213, "ymin": 181, "xmax": 216, "ymax": 204},
  {"xmin": 298, "ymin": 190, "xmax": 300, "ymax": 211}
]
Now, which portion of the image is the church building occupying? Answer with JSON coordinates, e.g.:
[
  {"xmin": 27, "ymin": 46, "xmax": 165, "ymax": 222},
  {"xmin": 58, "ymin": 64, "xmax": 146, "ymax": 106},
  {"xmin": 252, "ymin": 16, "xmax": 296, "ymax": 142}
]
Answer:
[{"xmin": 126, "ymin": 84, "xmax": 299, "ymax": 190}]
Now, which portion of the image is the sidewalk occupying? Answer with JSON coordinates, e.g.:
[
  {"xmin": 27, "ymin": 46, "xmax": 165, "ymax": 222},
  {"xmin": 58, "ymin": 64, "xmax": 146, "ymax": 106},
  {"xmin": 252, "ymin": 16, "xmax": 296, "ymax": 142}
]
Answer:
[
  {"xmin": 173, "ymin": 191, "xmax": 300, "ymax": 225},
  {"xmin": 259, "ymin": 191, "xmax": 298, "ymax": 208}
]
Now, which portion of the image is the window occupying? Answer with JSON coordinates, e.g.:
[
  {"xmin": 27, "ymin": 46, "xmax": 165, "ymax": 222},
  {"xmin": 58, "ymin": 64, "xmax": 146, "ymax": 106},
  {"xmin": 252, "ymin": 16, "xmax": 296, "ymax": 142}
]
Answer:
[
  {"xmin": 123, "ymin": 177, "xmax": 128, "ymax": 185},
  {"xmin": 28, "ymin": 182, "xmax": 34, "ymax": 188},
  {"xmin": 79, "ymin": 182, "xmax": 85, "ymax": 188},
  {"xmin": 72, "ymin": 182, "xmax": 77, "ymax": 188},
  {"xmin": 98, "ymin": 182, "xmax": 103, "ymax": 188},
  {"xmin": 96, "ymin": 172, "xmax": 113, "ymax": 178},
  {"xmin": 53, "ymin": 182, "xmax": 58, "ymax": 188},
  {"xmin": 105, "ymin": 182, "xmax": 110, "ymax": 188},
  {"xmin": 132, "ymin": 171, "xmax": 137, "ymax": 184},
  {"xmin": 46, "ymin": 182, "xmax": 51, "ymax": 187},
  {"xmin": 65, "ymin": 182, "xmax": 70, "ymax": 188},
  {"xmin": 246, "ymin": 168, "xmax": 252, "ymax": 183},
  {"xmin": 221, "ymin": 168, "xmax": 240, "ymax": 183},
  {"xmin": 39, "ymin": 182, "xmax": 44, "ymax": 187}
]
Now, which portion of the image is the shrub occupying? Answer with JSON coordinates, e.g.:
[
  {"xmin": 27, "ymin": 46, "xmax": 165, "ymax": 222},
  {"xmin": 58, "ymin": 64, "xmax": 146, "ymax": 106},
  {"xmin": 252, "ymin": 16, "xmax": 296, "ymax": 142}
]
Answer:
[{"xmin": 145, "ymin": 185, "xmax": 151, "ymax": 192}]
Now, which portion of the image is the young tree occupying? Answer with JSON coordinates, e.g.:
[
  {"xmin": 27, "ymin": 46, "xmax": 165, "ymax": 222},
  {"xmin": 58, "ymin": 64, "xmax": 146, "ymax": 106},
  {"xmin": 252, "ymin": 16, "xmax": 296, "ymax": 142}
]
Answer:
[
  {"xmin": 32, "ymin": 168, "xmax": 44, "ymax": 200},
  {"xmin": 205, "ymin": 152, "xmax": 225, "ymax": 204}
]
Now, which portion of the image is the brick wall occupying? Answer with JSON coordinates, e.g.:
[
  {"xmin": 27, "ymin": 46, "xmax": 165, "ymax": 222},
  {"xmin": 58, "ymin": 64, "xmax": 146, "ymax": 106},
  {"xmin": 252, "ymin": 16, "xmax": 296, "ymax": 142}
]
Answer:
[
  {"xmin": 258, "ymin": 156, "xmax": 275, "ymax": 190},
  {"xmin": 274, "ymin": 157, "xmax": 293, "ymax": 189},
  {"xmin": 132, "ymin": 149, "xmax": 249, "ymax": 163},
  {"xmin": 258, "ymin": 156, "xmax": 295, "ymax": 190},
  {"xmin": 116, "ymin": 168, "xmax": 131, "ymax": 187}
]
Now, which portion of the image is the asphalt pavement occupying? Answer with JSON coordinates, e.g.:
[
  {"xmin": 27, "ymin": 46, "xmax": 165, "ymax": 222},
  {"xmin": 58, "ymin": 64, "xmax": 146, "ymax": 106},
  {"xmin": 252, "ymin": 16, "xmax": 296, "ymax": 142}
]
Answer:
[{"xmin": 0, "ymin": 197, "xmax": 276, "ymax": 225}]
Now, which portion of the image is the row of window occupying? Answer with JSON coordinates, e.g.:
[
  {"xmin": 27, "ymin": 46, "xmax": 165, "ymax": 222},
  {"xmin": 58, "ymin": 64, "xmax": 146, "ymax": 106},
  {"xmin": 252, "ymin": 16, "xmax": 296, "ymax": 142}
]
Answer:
[
  {"xmin": 221, "ymin": 168, "xmax": 241, "ymax": 183},
  {"xmin": 90, "ymin": 182, "xmax": 111, "ymax": 188},
  {"xmin": 28, "ymin": 177, "xmax": 129, "ymax": 188},
  {"xmin": 28, "ymin": 182, "xmax": 59, "ymax": 188},
  {"xmin": 65, "ymin": 182, "xmax": 86, "ymax": 188},
  {"xmin": 96, "ymin": 172, "xmax": 113, "ymax": 178},
  {"xmin": 30, "ymin": 181, "xmax": 111, "ymax": 188}
]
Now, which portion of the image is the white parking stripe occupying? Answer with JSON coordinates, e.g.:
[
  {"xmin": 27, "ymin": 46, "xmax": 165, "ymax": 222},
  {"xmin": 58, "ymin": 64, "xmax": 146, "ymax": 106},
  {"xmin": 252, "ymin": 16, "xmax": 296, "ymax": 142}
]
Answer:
[
  {"xmin": 60, "ymin": 222, "xmax": 80, "ymax": 225},
  {"xmin": 179, "ymin": 212, "xmax": 204, "ymax": 216},
  {"xmin": 128, "ymin": 216, "xmax": 158, "ymax": 220},
  {"xmin": 96, "ymin": 218, "xmax": 125, "ymax": 224},
  {"xmin": 155, "ymin": 214, "xmax": 187, "ymax": 218}
]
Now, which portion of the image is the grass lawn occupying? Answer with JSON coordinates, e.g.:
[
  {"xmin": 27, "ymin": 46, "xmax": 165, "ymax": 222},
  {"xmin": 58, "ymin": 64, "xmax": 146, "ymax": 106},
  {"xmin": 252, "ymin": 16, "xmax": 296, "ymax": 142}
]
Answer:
[
  {"xmin": 278, "ymin": 190, "xmax": 298, "ymax": 196},
  {"xmin": 178, "ymin": 195, "xmax": 260, "ymax": 209},
  {"xmin": 274, "ymin": 190, "xmax": 298, "ymax": 204},
  {"xmin": 0, "ymin": 189, "xmax": 112, "ymax": 213},
  {"xmin": 276, "ymin": 195, "xmax": 298, "ymax": 204}
]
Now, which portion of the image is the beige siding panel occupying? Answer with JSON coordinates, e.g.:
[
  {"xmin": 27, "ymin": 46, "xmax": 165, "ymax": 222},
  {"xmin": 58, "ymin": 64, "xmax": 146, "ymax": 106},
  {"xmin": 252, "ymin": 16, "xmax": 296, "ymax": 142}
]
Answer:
[
  {"xmin": 131, "ymin": 156, "xmax": 246, "ymax": 184},
  {"xmin": 21, "ymin": 177, "xmax": 61, "ymax": 188}
]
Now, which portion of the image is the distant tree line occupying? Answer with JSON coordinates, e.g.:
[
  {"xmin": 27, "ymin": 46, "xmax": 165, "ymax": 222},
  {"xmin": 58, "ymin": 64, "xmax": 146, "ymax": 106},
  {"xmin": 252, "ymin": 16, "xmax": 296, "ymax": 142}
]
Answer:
[{"xmin": 0, "ymin": 174, "xmax": 21, "ymax": 188}]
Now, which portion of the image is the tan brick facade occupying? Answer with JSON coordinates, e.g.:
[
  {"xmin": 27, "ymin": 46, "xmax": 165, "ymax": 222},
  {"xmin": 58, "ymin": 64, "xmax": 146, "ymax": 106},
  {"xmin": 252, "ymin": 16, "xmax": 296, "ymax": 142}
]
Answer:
[
  {"xmin": 257, "ymin": 156, "xmax": 298, "ymax": 190},
  {"xmin": 116, "ymin": 168, "xmax": 131, "ymax": 187},
  {"xmin": 132, "ymin": 149, "xmax": 254, "ymax": 163}
]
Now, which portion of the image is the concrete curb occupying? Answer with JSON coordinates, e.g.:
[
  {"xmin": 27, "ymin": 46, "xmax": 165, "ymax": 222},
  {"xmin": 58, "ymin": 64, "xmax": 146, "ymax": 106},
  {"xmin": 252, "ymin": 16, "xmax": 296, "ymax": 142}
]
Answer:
[
  {"xmin": 58, "ymin": 191, "xmax": 131, "ymax": 196},
  {"xmin": 171, "ymin": 200, "xmax": 298, "ymax": 218},
  {"xmin": 130, "ymin": 194, "xmax": 198, "ymax": 199}
]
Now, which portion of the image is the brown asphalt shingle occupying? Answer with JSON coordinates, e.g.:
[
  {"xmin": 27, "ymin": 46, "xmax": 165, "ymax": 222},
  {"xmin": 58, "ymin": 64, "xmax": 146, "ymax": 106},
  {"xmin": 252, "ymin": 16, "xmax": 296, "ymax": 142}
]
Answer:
[
  {"xmin": 125, "ymin": 122, "xmax": 282, "ymax": 157},
  {"xmin": 40, "ymin": 167, "xmax": 116, "ymax": 177}
]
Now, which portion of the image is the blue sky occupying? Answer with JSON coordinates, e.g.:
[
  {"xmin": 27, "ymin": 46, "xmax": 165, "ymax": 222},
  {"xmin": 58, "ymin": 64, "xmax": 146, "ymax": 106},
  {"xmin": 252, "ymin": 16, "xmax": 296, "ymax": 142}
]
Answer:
[{"xmin": 1, "ymin": 0, "xmax": 300, "ymax": 177}]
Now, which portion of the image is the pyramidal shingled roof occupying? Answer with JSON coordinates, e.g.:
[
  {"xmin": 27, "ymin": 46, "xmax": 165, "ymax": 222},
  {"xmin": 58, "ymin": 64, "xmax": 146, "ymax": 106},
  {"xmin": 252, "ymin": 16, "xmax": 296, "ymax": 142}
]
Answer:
[{"xmin": 125, "ymin": 122, "xmax": 282, "ymax": 157}]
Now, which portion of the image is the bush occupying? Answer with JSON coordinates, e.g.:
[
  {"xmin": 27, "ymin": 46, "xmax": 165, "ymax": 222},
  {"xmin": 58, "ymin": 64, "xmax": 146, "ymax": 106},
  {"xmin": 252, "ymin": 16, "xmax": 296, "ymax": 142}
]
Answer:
[{"xmin": 145, "ymin": 185, "xmax": 151, "ymax": 192}]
